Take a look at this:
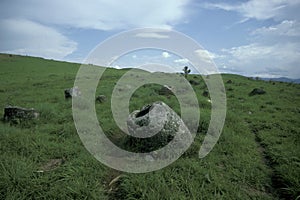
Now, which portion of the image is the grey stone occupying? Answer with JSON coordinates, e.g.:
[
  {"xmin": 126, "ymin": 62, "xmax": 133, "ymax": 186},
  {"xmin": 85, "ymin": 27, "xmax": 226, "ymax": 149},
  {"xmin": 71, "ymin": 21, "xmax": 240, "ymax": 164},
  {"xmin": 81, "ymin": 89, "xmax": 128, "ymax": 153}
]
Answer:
[
  {"xmin": 189, "ymin": 80, "xmax": 200, "ymax": 85},
  {"xmin": 37, "ymin": 158, "xmax": 65, "ymax": 173},
  {"xmin": 157, "ymin": 85, "xmax": 174, "ymax": 96},
  {"xmin": 96, "ymin": 95, "xmax": 107, "ymax": 103},
  {"xmin": 202, "ymin": 90, "xmax": 209, "ymax": 97},
  {"xmin": 64, "ymin": 86, "xmax": 81, "ymax": 99},
  {"xmin": 126, "ymin": 101, "xmax": 189, "ymax": 152},
  {"xmin": 249, "ymin": 88, "xmax": 266, "ymax": 96},
  {"xmin": 3, "ymin": 106, "xmax": 39, "ymax": 121}
]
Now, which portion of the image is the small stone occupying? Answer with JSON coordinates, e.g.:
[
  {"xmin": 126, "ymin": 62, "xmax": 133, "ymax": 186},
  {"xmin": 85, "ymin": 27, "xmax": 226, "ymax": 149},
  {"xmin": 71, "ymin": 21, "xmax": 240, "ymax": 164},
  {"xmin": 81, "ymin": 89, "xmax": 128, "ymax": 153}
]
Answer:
[
  {"xmin": 96, "ymin": 95, "xmax": 107, "ymax": 103},
  {"xmin": 203, "ymin": 90, "xmax": 209, "ymax": 97},
  {"xmin": 64, "ymin": 86, "xmax": 81, "ymax": 99},
  {"xmin": 249, "ymin": 88, "xmax": 266, "ymax": 96},
  {"xmin": 189, "ymin": 80, "xmax": 200, "ymax": 85},
  {"xmin": 3, "ymin": 106, "xmax": 39, "ymax": 122},
  {"xmin": 157, "ymin": 85, "xmax": 174, "ymax": 96},
  {"xmin": 38, "ymin": 158, "xmax": 65, "ymax": 172}
]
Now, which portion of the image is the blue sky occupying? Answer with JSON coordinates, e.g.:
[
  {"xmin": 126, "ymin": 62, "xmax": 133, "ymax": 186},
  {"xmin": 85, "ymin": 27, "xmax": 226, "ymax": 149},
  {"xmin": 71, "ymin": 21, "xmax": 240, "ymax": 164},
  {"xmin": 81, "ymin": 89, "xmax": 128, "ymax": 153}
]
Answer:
[{"xmin": 0, "ymin": 0, "xmax": 300, "ymax": 78}]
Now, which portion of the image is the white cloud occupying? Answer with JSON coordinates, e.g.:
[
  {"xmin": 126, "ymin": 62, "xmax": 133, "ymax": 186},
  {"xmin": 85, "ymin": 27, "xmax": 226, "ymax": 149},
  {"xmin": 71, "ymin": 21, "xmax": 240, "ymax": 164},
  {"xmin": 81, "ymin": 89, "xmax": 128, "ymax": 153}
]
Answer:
[
  {"xmin": 0, "ymin": 0, "xmax": 189, "ymax": 30},
  {"xmin": 202, "ymin": 0, "xmax": 300, "ymax": 78},
  {"xmin": 220, "ymin": 42, "xmax": 300, "ymax": 78},
  {"xmin": 162, "ymin": 51, "xmax": 171, "ymax": 58},
  {"xmin": 252, "ymin": 20, "xmax": 300, "ymax": 36},
  {"xmin": 0, "ymin": 0, "xmax": 189, "ymax": 60},
  {"xmin": 194, "ymin": 49, "xmax": 220, "ymax": 63},
  {"xmin": 204, "ymin": 0, "xmax": 300, "ymax": 21},
  {"xmin": 222, "ymin": 43, "xmax": 273, "ymax": 62},
  {"xmin": 174, "ymin": 58, "xmax": 189, "ymax": 64},
  {"xmin": 0, "ymin": 19, "xmax": 77, "ymax": 60}
]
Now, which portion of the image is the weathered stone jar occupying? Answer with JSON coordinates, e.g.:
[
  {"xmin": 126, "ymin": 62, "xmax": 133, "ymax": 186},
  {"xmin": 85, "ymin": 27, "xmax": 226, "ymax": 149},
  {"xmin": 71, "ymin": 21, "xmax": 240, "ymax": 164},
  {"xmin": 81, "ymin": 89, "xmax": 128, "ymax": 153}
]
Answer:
[{"xmin": 126, "ymin": 101, "xmax": 188, "ymax": 153}]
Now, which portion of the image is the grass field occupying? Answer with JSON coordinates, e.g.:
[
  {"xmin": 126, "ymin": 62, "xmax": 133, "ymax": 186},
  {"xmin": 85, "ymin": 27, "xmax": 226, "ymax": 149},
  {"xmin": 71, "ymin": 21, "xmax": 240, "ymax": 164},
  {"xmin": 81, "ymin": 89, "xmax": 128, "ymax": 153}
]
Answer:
[{"xmin": 0, "ymin": 53, "xmax": 299, "ymax": 199}]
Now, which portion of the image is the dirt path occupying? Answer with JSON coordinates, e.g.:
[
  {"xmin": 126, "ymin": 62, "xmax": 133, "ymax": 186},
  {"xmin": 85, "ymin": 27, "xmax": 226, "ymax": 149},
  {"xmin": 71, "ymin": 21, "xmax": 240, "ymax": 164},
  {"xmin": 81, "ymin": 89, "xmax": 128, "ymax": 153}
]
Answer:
[{"xmin": 250, "ymin": 125, "xmax": 281, "ymax": 199}]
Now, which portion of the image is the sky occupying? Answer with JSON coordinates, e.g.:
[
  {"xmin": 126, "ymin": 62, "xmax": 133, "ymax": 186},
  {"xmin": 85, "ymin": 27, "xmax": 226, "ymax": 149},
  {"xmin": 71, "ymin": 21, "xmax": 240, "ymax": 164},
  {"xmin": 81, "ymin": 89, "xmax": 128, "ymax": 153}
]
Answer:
[{"xmin": 0, "ymin": 0, "xmax": 300, "ymax": 78}]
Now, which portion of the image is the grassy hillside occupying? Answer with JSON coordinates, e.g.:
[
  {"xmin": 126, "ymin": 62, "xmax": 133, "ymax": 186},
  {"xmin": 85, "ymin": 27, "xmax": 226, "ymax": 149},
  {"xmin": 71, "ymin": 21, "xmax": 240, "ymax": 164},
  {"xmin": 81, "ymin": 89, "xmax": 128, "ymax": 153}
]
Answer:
[{"xmin": 0, "ymin": 54, "xmax": 299, "ymax": 199}]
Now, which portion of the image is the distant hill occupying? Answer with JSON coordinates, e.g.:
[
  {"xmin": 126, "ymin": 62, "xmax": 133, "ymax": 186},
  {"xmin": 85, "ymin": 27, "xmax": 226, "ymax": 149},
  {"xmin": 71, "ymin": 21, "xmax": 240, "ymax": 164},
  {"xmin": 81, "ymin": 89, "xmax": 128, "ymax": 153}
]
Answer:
[{"xmin": 258, "ymin": 77, "xmax": 300, "ymax": 84}]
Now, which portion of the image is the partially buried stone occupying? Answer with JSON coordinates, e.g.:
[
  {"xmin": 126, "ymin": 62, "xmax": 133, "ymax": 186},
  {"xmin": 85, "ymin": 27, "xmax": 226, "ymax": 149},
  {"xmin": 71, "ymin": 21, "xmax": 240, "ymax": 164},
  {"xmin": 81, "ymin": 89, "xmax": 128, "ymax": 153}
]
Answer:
[
  {"xmin": 202, "ymin": 90, "xmax": 209, "ymax": 97},
  {"xmin": 157, "ymin": 85, "xmax": 174, "ymax": 96},
  {"xmin": 96, "ymin": 95, "xmax": 106, "ymax": 103},
  {"xmin": 37, "ymin": 158, "xmax": 65, "ymax": 173},
  {"xmin": 64, "ymin": 86, "xmax": 81, "ymax": 99},
  {"xmin": 249, "ymin": 88, "xmax": 266, "ymax": 96},
  {"xmin": 3, "ymin": 106, "xmax": 39, "ymax": 122},
  {"xmin": 189, "ymin": 80, "xmax": 200, "ymax": 85},
  {"xmin": 126, "ymin": 101, "xmax": 190, "ymax": 153}
]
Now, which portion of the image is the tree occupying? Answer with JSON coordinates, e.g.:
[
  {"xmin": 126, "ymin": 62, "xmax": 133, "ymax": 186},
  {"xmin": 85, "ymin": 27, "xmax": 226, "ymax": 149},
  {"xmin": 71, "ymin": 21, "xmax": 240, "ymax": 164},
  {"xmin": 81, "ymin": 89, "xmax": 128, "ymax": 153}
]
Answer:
[{"xmin": 182, "ymin": 66, "xmax": 191, "ymax": 78}]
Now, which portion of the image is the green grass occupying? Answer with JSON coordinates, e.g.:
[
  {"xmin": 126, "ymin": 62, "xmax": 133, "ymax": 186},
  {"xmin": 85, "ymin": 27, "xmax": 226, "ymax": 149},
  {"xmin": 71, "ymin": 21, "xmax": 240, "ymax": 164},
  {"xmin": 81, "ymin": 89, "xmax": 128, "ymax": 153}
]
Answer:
[{"xmin": 0, "ymin": 53, "xmax": 299, "ymax": 199}]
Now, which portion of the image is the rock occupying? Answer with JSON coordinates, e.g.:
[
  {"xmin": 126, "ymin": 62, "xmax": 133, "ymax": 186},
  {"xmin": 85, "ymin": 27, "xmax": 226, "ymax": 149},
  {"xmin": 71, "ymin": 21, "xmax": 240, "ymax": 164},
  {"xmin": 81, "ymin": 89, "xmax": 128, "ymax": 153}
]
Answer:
[
  {"xmin": 189, "ymin": 80, "xmax": 200, "ymax": 85},
  {"xmin": 3, "ymin": 106, "xmax": 39, "ymax": 122},
  {"xmin": 125, "ymin": 101, "xmax": 189, "ymax": 152},
  {"xmin": 64, "ymin": 86, "xmax": 81, "ymax": 99},
  {"xmin": 249, "ymin": 88, "xmax": 266, "ymax": 96},
  {"xmin": 64, "ymin": 89, "xmax": 72, "ymax": 99},
  {"xmin": 157, "ymin": 85, "xmax": 174, "ymax": 96},
  {"xmin": 202, "ymin": 90, "xmax": 209, "ymax": 97},
  {"xmin": 37, "ymin": 158, "xmax": 65, "ymax": 173},
  {"xmin": 96, "ymin": 95, "xmax": 106, "ymax": 103}
]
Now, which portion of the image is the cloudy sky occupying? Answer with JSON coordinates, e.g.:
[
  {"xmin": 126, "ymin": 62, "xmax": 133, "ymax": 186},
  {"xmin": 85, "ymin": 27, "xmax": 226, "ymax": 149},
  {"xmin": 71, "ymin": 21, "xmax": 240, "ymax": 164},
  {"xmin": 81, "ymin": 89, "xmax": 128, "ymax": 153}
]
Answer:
[{"xmin": 0, "ymin": 0, "xmax": 300, "ymax": 78}]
